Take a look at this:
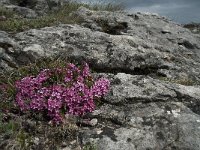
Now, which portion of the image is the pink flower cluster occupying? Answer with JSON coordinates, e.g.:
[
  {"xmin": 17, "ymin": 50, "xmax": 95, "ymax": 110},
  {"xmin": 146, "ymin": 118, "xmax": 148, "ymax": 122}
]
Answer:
[{"xmin": 15, "ymin": 63, "xmax": 110, "ymax": 124}]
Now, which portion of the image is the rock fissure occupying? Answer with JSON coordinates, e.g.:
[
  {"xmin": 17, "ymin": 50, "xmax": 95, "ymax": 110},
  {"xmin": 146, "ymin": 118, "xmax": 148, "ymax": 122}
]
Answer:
[{"xmin": 91, "ymin": 65, "xmax": 168, "ymax": 77}]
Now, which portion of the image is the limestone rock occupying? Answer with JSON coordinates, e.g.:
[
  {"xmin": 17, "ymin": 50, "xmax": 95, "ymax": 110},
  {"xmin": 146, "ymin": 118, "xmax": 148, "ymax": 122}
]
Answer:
[
  {"xmin": 4, "ymin": 5, "xmax": 38, "ymax": 18},
  {"xmin": 81, "ymin": 73, "xmax": 200, "ymax": 150}
]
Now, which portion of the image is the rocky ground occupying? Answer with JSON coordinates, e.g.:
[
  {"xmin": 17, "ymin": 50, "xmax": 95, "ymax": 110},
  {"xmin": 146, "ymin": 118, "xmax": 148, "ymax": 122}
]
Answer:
[
  {"xmin": 184, "ymin": 23, "xmax": 200, "ymax": 34},
  {"xmin": 1, "ymin": 1, "xmax": 200, "ymax": 150}
]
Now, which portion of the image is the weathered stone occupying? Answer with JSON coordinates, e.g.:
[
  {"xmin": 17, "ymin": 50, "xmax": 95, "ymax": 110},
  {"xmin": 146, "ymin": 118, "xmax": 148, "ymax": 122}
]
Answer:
[
  {"xmin": 0, "ymin": 31, "xmax": 19, "ymax": 70},
  {"xmin": 4, "ymin": 5, "xmax": 37, "ymax": 18},
  {"xmin": 0, "ymin": 0, "xmax": 65, "ymax": 16}
]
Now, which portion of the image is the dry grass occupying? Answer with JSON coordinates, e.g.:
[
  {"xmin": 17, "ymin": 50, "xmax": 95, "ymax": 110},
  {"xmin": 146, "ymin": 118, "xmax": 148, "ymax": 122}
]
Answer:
[
  {"xmin": 0, "ymin": 1, "xmax": 124, "ymax": 33},
  {"xmin": 158, "ymin": 77, "xmax": 200, "ymax": 86}
]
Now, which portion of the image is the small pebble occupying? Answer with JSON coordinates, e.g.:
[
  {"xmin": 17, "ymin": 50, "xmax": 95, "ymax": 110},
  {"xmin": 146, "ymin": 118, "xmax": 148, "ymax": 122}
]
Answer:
[
  {"xmin": 90, "ymin": 118, "xmax": 98, "ymax": 126},
  {"xmin": 34, "ymin": 137, "xmax": 40, "ymax": 145}
]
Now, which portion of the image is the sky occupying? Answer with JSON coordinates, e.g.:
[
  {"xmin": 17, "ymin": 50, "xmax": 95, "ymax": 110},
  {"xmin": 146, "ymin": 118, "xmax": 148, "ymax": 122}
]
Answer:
[{"xmin": 76, "ymin": 0, "xmax": 200, "ymax": 24}]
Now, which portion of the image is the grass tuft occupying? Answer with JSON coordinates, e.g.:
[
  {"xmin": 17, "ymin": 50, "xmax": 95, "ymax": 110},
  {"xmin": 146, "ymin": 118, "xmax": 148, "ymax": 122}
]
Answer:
[
  {"xmin": 0, "ymin": 1, "xmax": 124, "ymax": 33},
  {"xmin": 0, "ymin": 6, "xmax": 16, "ymax": 18},
  {"xmin": 184, "ymin": 23, "xmax": 200, "ymax": 34},
  {"xmin": 158, "ymin": 77, "xmax": 200, "ymax": 86},
  {"xmin": 83, "ymin": 142, "xmax": 97, "ymax": 150}
]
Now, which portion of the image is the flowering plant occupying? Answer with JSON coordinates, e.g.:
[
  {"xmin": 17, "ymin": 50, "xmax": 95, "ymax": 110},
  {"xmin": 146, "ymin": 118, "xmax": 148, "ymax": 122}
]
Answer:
[{"xmin": 15, "ymin": 62, "xmax": 110, "ymax": 124}]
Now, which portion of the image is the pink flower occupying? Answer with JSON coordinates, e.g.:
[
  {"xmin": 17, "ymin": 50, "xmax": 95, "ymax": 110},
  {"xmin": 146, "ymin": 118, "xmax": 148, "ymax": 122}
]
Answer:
[
  {"xmin": 82, "ymin": 62, "xmax": 90, "ymax": 78},
  {"xmin": 92, "ymin": 78, "xmax": 110, "ymax": 98},
  {"xmin": 15, "ymin": 63, "xmax": 110, "ymax": 124}
]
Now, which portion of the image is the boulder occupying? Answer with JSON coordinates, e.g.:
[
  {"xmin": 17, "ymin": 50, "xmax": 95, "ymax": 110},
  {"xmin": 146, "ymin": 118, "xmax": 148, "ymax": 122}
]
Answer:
[
  {"xmin": 80, "ymin": 73, "xmax": 200, "ymax": 150},
  {"xmin": 4, "ymin": 5, "xmax": 38, "ymax": 18}
]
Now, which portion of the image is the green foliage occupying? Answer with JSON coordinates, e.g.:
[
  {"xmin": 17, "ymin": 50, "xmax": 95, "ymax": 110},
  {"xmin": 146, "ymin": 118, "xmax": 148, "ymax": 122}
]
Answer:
[
  {"xmin": 83, "ymin": 142, "xmax": 97, "ymax": 150},
  {"xmin": 0, "ymin": 1, "xmax": 124, "ymax": 33},
  {"xmin": 0, "ymin": 113, "xmax": 20, "ymax": 136},
  {"xmin": 0, "ymin": 6, "xmax": 16, "ymax": 18},
  {"xmin": 0, "ymin": 113, "xmax": 32, "ymax": 149},
  {"xmin": 158, "ymin": 77, "xmax": 200, "ymax": 86},
  {"xmin": 16, "ymin": 130, "xmax": 33, "ymax": 149}
]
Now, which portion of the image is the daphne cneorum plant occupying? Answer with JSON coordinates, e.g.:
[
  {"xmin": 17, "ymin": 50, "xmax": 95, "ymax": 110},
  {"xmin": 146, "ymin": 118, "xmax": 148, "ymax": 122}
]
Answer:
[{"xmin": 14, "ymin": 62, "xmax": 110, "ymax": 124}]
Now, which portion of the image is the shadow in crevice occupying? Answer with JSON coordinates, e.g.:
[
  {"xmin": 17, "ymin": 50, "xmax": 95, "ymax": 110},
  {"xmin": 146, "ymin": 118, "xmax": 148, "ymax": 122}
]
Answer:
[
  {"xmin": 99, "ymin": 21, "xmax": 128, "ymax": 35},
  {"xmin": 91, "ymin": 65, "xmax": 167, "ymax": 77},
  {"xmin": 10, "ymin": 0, "xmax": 37, "ymax": 9}
]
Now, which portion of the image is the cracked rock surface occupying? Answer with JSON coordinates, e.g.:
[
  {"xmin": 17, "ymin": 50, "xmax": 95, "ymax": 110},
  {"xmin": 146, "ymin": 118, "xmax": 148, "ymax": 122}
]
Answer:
[
  {"xmin": 1, "ymin": 7, "xmax": 200, "ymax": 150},
  {"xmin": 82, "ymin": 73, "xmax": 200, "ymax": 150}
]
